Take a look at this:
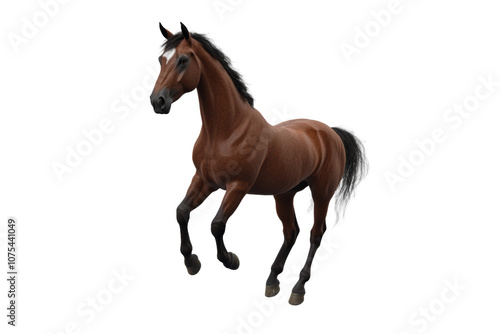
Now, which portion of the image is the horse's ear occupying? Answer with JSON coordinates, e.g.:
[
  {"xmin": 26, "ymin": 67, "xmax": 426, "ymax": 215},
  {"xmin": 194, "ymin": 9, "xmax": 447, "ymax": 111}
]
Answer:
[
  {"xmin": 159, "ymin": 22, "xmax": 173, "ymax": 39},
  {"xmin": 180, "ymin": 22, "xmax": 190, "ymax": 41}
]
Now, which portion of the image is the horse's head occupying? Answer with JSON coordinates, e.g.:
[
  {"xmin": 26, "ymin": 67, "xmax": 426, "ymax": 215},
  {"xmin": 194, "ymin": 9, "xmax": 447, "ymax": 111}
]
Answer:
[{"xmin": 151, "ymin": 22, "xmax": 202, "ymax": 114}]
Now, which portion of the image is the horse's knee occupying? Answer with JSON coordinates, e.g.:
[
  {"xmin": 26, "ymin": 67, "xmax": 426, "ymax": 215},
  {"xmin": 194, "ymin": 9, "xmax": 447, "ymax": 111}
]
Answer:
[
  {"xmin": 211, "ymin": 219, "xmax": 226, "ymax": 237},
  {"xmin": 176, "ymin": 204, "xmax": 190, "ymax": 224}
]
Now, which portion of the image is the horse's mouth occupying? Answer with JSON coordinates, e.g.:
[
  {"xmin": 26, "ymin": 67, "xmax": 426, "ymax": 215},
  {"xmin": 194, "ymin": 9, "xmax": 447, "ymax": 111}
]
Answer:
[
  {"xmin": 151, "ymin": 93, "xmax": 172, "ymax": 114},
  {"xmin": 154, "ymin": 103, "xmax": 171, "ymax": 114}
]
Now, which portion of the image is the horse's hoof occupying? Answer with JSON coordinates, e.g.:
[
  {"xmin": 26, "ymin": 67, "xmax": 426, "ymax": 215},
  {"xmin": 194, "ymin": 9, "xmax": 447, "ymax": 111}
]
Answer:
[
  {"xmin": 185, "ymin": 254, "xmax": 201, "ymax": 275},
  {"xmin": 265, "ymin": 283, "xmax": 280, "ymax": 297},
  {"xmin": 224, "ymin": 252, "xmax": 240, "ymax": 270},
  {"xmin": 289, "ymin": 292, "xmax": 305, "ymax": 306}
]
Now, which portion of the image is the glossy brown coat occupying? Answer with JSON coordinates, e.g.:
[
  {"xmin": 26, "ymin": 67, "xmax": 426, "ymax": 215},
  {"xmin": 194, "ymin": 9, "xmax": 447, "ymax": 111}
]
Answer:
[{"xmin": 151, "ymin": 23, "xmax": 366, "ymax": 305}]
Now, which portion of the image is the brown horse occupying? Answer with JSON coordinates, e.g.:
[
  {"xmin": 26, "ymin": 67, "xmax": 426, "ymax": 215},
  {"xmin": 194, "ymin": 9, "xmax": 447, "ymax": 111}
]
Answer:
[{"xmin": 150, "ymin": 22, "xmax": 367, "ymax": 305}]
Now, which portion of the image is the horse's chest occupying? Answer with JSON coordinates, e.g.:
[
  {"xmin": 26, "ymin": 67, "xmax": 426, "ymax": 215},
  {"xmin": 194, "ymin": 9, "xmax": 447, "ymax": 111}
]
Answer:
[
  {"xmin": 194, "ymin": 155, "xmax": 242, "ymax": 187},
  {"xmin": 192, "ymin": 135, "xmax": 268, "ymax": 188},
  {"xmin": 192, "ymin": 145, "xmax": 242, "ymax": 186}
]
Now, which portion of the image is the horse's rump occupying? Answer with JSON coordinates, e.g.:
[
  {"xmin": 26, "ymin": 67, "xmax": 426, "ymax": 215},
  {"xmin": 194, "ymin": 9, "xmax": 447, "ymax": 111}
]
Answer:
[{"xmin": 248, "ymin": 119, "xmax": 345, "ymax": 195}]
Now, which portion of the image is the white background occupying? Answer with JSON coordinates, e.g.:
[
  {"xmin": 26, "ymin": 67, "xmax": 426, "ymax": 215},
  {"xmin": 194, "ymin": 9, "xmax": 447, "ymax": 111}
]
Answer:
[{"xmin": 1, "ymin": 0, "xmax": 500, "ymax": 333}]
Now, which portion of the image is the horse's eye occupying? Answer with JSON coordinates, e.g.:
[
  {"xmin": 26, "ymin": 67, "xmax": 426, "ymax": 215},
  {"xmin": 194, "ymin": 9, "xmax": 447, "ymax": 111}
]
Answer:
[{"xmin": 178, "ymin": 57, "xmax": 188, "ymax": 66}]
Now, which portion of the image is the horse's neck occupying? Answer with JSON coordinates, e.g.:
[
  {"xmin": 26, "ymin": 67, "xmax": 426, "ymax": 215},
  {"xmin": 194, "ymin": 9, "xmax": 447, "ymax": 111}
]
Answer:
[{"xmin": 196, "ymin": 54, "xmax": 261, "ymax": 140}]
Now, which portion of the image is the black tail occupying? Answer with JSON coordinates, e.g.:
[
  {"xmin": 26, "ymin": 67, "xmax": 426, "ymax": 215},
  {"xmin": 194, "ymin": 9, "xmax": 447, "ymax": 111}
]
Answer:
[{"xmin": 332, "ymin": 127, "xmax": 368, "ymax": 219}]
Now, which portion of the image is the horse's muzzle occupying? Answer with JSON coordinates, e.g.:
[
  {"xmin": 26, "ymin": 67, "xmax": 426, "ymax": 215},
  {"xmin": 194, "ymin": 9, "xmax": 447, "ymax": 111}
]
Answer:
[{"xmin": 151, "ymin": 88, "xmax": 172, "ymax": 114}]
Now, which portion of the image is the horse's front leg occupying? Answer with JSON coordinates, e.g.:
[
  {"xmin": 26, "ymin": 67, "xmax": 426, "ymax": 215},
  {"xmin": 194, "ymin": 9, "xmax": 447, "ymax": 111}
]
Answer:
[
  {"xmin": 177, "ymin": 173, "xmax": 216, "ymax": 275},
  {"xmin": 211, "ymin": 181, "xmax": 249, "ymax": 270}
]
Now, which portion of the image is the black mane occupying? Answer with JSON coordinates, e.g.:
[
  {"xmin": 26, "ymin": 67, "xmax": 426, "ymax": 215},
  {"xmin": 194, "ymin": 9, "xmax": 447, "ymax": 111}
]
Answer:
[{"xmin": 162, "ymin": 33, "xmax": 254, "ymax": 107}]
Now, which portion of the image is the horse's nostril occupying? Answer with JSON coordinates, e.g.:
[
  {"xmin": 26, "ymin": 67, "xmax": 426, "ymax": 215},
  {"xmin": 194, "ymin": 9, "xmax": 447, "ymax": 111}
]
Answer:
[{"xmin": 158, "ymin": 96, "xmax": 166, "ymax": 109}]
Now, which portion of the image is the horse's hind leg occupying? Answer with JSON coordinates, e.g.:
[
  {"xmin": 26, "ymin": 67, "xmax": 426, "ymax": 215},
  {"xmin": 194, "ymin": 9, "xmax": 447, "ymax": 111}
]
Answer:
[
  {"xmin": 177, "ymin": 173, "xmax": 216, "ymax": 275},
  {"xmin": 289, "ymin": 194, "xmax": 333, "ymax": 305},
  {"xmin": 265, "ymin": 193, "xmax": 300, "ymax": 297}
]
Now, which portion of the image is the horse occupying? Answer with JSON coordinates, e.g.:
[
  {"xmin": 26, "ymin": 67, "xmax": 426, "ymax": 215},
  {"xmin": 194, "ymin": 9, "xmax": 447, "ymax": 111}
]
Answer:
[{"xmin": 150, "ymin": 22, "xmax": 367, "ymax": 305}]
